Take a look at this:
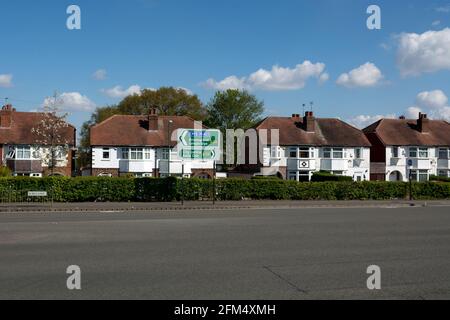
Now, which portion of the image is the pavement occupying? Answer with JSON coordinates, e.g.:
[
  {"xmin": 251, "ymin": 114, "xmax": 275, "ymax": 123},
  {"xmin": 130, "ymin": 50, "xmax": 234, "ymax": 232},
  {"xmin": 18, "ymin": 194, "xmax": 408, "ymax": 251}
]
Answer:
[
  {"xmin": 1, "ymin": 205, "xmax": 450, "ymax": 300},
  {"xmin": 1, "ymin": 199, "xmax": 450, "ymax": 213}
]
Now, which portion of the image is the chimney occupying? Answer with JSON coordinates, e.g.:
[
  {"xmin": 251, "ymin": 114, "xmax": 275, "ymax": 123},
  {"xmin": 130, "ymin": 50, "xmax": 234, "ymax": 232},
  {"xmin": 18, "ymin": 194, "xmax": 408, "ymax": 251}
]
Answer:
[
  {"xmin": 148, "ymin": 107, "xmax": 158, "ymax": 131},
  {"xmin": 291, "ymin": 114, "xmax": 300, "ymax": 121},
  {"xmin": 0, "ymin": 104, "xmax": 15, "ymax": 128},
  {"xmin": 417, "ymin": 112, "xmax": 429, "ymax": 133},
  {"xmin": 303, "ymin": 111, "xmax": 315, "ymax": 132}
]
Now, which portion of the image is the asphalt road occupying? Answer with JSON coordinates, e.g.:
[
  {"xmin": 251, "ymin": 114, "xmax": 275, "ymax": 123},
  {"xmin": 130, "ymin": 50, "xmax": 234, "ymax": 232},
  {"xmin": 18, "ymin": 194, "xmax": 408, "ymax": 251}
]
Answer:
[{"xmin": 1, "ymin": 205, "xmax": 450, "ymax": 300}]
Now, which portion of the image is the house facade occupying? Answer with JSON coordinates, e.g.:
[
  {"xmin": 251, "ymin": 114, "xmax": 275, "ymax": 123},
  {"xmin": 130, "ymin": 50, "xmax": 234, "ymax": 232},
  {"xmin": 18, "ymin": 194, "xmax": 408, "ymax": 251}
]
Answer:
[
  {"xmin": 0, "ymin": 104, "xmax": 76, "ymax": 177},
  {"xmin": 363, "ymin": 113, "xmax": 450, "ymax": 182},
  {"xmin": 249, "ymin": 112, "xmax": 371, "ymax": 181},
  {"xmin": 89, "ymin": 109, "xmax": 215, "ymax": 178}
]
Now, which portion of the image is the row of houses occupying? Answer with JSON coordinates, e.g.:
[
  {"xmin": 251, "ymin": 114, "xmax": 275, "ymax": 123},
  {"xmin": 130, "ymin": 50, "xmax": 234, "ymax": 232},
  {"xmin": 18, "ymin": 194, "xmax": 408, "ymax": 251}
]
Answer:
[{"xmin": 1, "ymin": 103, "xmax": 450, "ymax": 182}]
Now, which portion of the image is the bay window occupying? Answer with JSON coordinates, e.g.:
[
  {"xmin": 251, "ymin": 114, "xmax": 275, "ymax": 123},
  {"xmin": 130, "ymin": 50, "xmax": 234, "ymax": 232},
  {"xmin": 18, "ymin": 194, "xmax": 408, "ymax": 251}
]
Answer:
[
  {"xmin": 299, "ymin": 148, "xmax": 310, "ymax": 159},
  {"xmin": 439, "ymin": 148, "xmax": 449, "ymax": 159},
  {"xmin": 409, "ymin": 147, "xmax": 429, "ymax": 158},
  {"xmin": 16, "ymin": 146, "xmax": 31, "ymax": 159},
  {"xmin": 410, "ymin": 169, "xmax": 429, "ymax": 182}
]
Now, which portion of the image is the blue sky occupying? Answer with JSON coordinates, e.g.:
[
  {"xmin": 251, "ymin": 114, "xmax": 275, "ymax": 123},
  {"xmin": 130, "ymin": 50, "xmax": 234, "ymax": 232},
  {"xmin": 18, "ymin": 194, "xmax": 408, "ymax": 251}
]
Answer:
[{"xmin": 1, "ymin": 0, "xmax": 450, "ymax": 132}]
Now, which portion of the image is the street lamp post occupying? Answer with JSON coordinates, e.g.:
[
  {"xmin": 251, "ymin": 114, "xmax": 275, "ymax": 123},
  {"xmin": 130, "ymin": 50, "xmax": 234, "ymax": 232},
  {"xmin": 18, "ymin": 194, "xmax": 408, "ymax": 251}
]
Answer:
[{"xmin": 408, "ymin": 159, "xmax": 413, "ymax": 201}]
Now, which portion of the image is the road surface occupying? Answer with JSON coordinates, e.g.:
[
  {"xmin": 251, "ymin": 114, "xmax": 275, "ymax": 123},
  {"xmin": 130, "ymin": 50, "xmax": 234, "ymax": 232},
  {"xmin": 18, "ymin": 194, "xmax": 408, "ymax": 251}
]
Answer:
[{"xmin": 1, "ymin": 205, "xmax": 450, "ymax": 299}]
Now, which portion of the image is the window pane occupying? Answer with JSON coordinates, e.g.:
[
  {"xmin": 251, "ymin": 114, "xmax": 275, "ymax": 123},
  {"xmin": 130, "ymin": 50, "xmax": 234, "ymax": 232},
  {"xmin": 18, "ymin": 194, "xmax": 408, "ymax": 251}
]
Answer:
[
  {"xmin": 393, "ymin": 147, "xmax": 399, "ymax": 158},
  {"xmin": 333, "ymin": 148, "xmax": 343, "ymax": 159},
  {"xmin": 439, "ymin": 148, "xmax": 448, "ymax": 159},
  {"xmin": 299, "ymin": 148, "xmax": 309, "ymax": 159},
  {"xmin": 409, "ymin": 148, "xmax": 417, "ymax": 158},
  {"xmin": 411, "ymin": 170, "xmax": 417, "ymax": 181},
  {"xmin": 323, "ymin": 148, "xmax": 331, "ymax": 158},
  {"xmin": 419, "ymin": 148, "xmax": 428, "ymax": 158}
]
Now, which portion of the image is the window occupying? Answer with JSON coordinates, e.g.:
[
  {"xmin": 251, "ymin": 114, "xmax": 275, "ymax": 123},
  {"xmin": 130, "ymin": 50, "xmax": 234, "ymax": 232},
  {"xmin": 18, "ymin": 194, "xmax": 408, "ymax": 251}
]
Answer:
[
  {"xmin": 409, "ymin": 147, "xmax": 428, "ymax": 158},
  {"xmin": 162, "ymin": 148, "xmax": 169, "ymax": 160},
  {"xmin": 144, "ymin": 148, "xmax": 151, "ymax": 160},
  {"xmin": 16, "ymin": 146, "xmax": 31, "ymax": 159},
  {"xmin": 438, "ymin": 170, "xmax": 449, "ymax": 178},
  {"xmin": 289, "ymin": 148, "xmax": 297, "ymax": 158},
  {"xmin": 323, "ymin": 148, "xmax": 331, "ymax": 159},
  {"xmin": 102, "ymin": 148, "xmax": 110, "ymax": 160},
  {"xmin": 355, "ymin": 148, "xmax": 362, "ymax": 159},
  {"xmin": 392, "ymin": 147, "xmax": 399, "ymax": 158},
  {"xmin": 299, "ymin": 148, "xmax": 310, "ymax": 159},
  {"xmin": 6, "ymin": 146, "xmax": 15, "ymax": 159},
  {"xmin": 332, "ymin": 148, "xmax": 343, "ymax": 159},
  {"xmin": 130, "ymin": 148, "xmax": 143, "ymax": 160},
  {"xmin": 271, "ymin": 146, "xmax": 282, "ymax": 158},
  {"xmin": 419, "ymin": 147, "xmax": 428, "ymax": 158},
  {"xmin": 439, "ymin": 148, "xmax": 449, "ymax": 159},
  {"xmin": 121, "ymin": 148, "xmax": 129, "ymax": 159},
  {"xmin": 410, "ymin": 170, "xmax": 428, "ymax": 182}
]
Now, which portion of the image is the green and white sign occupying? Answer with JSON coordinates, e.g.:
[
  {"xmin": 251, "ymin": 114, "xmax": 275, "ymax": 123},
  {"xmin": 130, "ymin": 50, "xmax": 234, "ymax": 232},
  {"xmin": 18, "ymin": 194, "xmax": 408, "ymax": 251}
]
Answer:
[
  {"xmin": 177, "ymin": 129, "xmax": 221, "ymax": 160},
  {"xmin": 179, "ymin": 129, "xmax": 220, "ymax": 148}
]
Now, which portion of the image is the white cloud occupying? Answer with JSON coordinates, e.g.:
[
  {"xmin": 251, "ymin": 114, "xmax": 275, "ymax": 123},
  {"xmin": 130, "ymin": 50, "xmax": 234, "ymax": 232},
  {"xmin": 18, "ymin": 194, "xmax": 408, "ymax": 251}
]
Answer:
[
  {"xmin": 347, "ymin": 114, "xmax": 396, "ymax": 129},
  {"xmin": 432, "ymin": 20, "xmax": 441, "ymax": 27},
  {"xmin": 406, "ymin": 106, "xmax": 422, "ymax": 119},
  {"xmin": 92, "ymin": 69, "xmax": 107, "ymax": 80},
  {"xmin": 42, "ymin": 92, "xmax": 96, "ymax": 112},
  {"xmin": 416, "ymin": 90, "xmax": 448, "ymax": 109},
  {"xmin": 396, "ymin": 28, "xmax": 450, "ymax": 76},
  {"xmin": 336, "ymin": 62, "xmax": 384, "ymax": 88},
  {"xmin": 102, "ymin": 85, "xmax": 142, "ymax": 98},
  {"xmin": 0, "ymin": 74, "xmax": 13, "ymax": 87},
  {"xmin": 436, "ymin": 5, "xmax": 450, "ymax": 13},
  {"xmin": 203, "ymin": 60, "xmax": 328, "ymax": 91},
  {"xmin": 177, "ymin": 87, "xmax": 194, "ymax": 95},
  {"xmin": 408, "ymin": 90, "xmax": 450, "ymax": 121}
]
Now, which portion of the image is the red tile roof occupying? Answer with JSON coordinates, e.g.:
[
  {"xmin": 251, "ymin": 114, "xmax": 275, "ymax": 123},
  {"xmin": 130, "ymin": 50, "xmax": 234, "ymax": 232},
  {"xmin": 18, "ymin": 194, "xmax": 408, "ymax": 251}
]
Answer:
[
  {"xmin": 363, "ymin": 118, "xmax": 450, "ymax": 146},
  {"xmin": 0, "ymin": 108, "xmax": 76, "ymax": 146},
  {"xmin": 255, "ymin": 116, "xmax": 371, "ymax": 147},
  {"xmin": 90, "ymin": 115, "xmax": 206, "ymax": 146}
]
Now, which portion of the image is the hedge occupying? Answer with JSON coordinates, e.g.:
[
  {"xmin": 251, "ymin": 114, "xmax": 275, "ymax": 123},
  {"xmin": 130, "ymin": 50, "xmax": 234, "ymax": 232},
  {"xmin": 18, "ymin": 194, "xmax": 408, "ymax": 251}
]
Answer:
[
  {"xmin": 311, "ymin": 171, "xmax": 353, "ymax": 182},
  {"xmin": 0, "ymin": 177, "xmax": 449, "ymax": 202}
]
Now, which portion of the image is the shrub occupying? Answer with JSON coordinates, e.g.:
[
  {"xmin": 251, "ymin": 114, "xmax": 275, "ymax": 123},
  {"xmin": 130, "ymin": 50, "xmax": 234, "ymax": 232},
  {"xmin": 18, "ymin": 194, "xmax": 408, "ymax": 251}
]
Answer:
[
  {"xmin": 311, "ymin": 171, "xmax": 353, "ymax": 182},
  {"xmin": 0, "ymin": 166, "xmax": 11, "ymax": 177},
  {"xmin": 430, "ymin": 175, "xmax": 450, "ymax": 183},
  {"xmin": 0, "ymin": 177, "xmax": 449, "ymax": 202}
]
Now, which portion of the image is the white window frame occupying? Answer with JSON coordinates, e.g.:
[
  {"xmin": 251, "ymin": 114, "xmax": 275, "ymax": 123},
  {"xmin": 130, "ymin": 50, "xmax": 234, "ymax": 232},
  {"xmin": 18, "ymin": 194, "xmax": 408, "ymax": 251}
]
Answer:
[
  {"xmin": 392, "ymin": 146, "xmax": 399, "ymax": 158},
  {"xmin": 355, "ymin": 148, "xmax": 362, "ymax": 159},
  {"xmin": 410, "ymin": 169, "xmax": 429, "ymax": 182},
  {"xmin": 130, "ymin": 148, "xmax": 143, "ymax": 160},
  {"xmin": 102, "ymin": 148, "xmax": 110, "ymax": 160},
  {"xmin": 409, "ymin": 147, "xmax": 429, "ymax": 158},
  {"xmin": 299, "ymin": 147, "xmax": 310, "ymax": 159},
  {"xmin": 16, "ymin": 146, "xmax": 31, "ymax": 160}
]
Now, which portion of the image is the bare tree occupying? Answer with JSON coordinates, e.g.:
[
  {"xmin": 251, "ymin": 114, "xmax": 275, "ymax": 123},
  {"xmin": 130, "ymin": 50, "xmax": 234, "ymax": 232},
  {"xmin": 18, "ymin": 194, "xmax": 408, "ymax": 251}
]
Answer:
[{"xmin": 31, "ymin": 93, "xmax": 71, "ymax": 176}]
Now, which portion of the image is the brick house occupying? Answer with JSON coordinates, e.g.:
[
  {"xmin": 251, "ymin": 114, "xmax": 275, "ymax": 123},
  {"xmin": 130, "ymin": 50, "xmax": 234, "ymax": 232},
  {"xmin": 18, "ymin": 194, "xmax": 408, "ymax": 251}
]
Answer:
[
  {"xmin": 246, "ymin": 112, "xmax": 372, "ymax": 181},
  {"xmin": 89, "ymin": 109, "xmax": 215, "ymax": 178},
  {"xmin": 0, "ymin": 104, "xmax": 76, "ymax": 177},
  {"xmin": 363, "ymin": 113, "xmax": 450, "ymax": 181}
]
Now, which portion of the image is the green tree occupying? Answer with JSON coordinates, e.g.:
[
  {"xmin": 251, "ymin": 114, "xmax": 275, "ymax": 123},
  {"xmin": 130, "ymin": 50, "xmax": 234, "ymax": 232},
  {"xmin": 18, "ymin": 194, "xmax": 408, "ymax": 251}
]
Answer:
[
  {"xmin": 205, "ymin": 90, "xmax": 265, "ymax": 169},
  {"xmin": 205, "ymin": 89, "xmax": 264, "ymax": 132}
]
